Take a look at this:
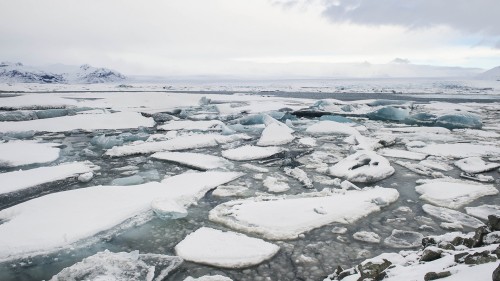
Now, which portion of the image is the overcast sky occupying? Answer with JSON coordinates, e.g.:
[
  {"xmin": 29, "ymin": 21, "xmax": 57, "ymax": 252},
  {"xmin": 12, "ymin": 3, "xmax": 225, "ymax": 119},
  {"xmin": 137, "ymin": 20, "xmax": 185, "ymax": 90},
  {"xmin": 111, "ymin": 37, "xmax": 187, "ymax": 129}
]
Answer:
[{"xmin": 1, "ymin": 0, "xmax": 499, "ymax": 77}]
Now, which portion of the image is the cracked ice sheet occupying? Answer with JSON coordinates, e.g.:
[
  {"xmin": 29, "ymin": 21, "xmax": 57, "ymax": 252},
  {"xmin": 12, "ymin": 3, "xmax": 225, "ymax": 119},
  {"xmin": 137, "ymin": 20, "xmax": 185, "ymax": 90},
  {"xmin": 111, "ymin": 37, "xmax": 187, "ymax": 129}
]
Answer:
[
  {"xmin": 0, "ymin": 112, "xmax": 154, "ymax": 133},
  {"xmin": 0, "ymin": 171, "xmax": 242, "ymax": 260},
  {"xmin": 415, "ymin": 179, "xmax": 498, "ymax": 209},
  {"xmin": 174, "ymin": 227, "xmax": 279, "ymax": 268},
  {"xmin": 209, "ymin": 187, "xmax": 399, "ymax": 240},
  {"xmin": 0, "ymin": 141, "xmax": 60, "ymax": 167},
  {"xmin": 0, "ymin": 162, "xmax": 98, "ymax": 195},
  {"xmin": 151, "ymin": 152, "xmax": 233, "ymax": 171}
]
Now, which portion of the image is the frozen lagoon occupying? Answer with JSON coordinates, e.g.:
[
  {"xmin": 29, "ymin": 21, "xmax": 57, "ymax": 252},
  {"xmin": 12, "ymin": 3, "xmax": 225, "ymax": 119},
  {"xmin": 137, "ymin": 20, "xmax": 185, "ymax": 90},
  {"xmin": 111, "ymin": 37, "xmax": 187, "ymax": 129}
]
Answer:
[{"xmin": 0, "ymin": 83, "xmax": 499, "ymax": 281}]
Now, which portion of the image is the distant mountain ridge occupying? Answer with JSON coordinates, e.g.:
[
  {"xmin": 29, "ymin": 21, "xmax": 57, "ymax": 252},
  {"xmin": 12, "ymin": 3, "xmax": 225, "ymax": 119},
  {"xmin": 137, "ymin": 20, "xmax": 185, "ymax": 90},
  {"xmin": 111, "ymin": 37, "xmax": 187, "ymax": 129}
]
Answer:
[
  {"xmin": 477, "ymin": 66, "xmax": 500, "ymax": 81},
  {"xmin": 0, "ymin": 62, "xmax": 126, "ymax": 84}
]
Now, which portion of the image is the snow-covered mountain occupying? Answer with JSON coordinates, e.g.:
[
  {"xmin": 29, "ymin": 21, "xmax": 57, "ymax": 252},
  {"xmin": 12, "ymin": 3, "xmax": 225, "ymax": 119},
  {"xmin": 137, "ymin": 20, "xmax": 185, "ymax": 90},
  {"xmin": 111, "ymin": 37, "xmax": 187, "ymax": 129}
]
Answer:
[
  {"xmin": 0, "ymin": 62, "xmax": 126, "ymax": 84},
  {"xmin": 477, "ymin": 66, "xmax": 500, "ymax": 81}
]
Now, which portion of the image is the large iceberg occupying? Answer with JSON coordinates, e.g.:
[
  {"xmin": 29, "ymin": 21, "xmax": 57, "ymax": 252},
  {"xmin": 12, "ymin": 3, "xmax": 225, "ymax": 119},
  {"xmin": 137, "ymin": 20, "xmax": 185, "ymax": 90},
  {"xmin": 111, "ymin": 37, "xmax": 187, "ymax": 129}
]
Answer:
[
  {"xmin": 175, "ymin": 227, "xmax": 279, "ymax": 268},
  {"xmin": 329, "ymin": 151, "xmax": 395, "ymax": 183},
  {"xmin": 366, "ymin": 106, "xmax": 409, "ymax": 122},
  {"xmin": 209, "ymin": 187, "xmax": 399, "ymax": 240},
  {"xmin": 435, "ymin": 112, "xmax": 482, "ymax": 129}
]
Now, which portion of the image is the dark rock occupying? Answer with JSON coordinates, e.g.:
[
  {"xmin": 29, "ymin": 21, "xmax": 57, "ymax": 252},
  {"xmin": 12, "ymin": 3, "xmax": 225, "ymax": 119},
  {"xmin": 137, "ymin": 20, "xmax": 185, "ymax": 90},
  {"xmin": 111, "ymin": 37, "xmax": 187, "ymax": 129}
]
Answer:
[
  {"xmin": 463, "ymin": 251, "xmax": 497, "ymax": 265},
  {"xmin": 357, "ymin": 259, "xmax": 391, "ymax": 281},
  {"xmin": 152, "ymin": 112, "xmax": 175, "ymax": 123},
  {"xmin": 472, "ymin": 226, "xmax": 491, "ymax": 247},
  {"xmin": 495, "ymin": 245, "xmax": 500, "ymax": 259},
  {"xmin": 420, "ymin": 248, "xmax": 443, "ymax": 262},
  {"xmin": 451, "ymin": 236, "xmax": 474, "ymax": 248},
  {"xmin": 493, "ymin": 263, "xmax": 500, "ymax": 281},
  {"xmin": 489, "ymin": 215, "xmax": 500, "ymax": 231},
  {"xmin": 424, "ymin": 271, "xmax": 452, "ymax": 281},
  {"xmin": 437, "ymin": 242, "xmax": 455, "ymax": 251},
  {"xmin": 422, "ymin": 237, "xmax": 437, "ymax": 248},
  {"xmin": 454, "ymin": 252, "xmax": 468, "ymax": 263}
]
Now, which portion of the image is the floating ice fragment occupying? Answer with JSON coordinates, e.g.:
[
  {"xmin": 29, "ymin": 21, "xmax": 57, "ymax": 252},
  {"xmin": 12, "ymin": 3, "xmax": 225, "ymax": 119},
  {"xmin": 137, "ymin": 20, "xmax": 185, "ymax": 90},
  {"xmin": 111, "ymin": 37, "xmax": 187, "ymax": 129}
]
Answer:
[
  {"xmin": 465, "ymin": 205, "xmax": 500, "ymax": 220},
  {"xmin": 329, "ymin": 151, "xmax": 395, "ymax": 183},
  {"xmin": 415, "ymin": 179, "xmax": 498, "ymax": 209},
  {"xmin": 50, "ymin": 250, "xmax": 183, "ymax": 281},
  {"xmin": 284, "ymin": 167, "xmax": 313, "ymax": 189},
  {"xmin": 257, "ymin": 122, "xmax": 294, "ymax": 146},
  {"xmin": 159, "ymin": 120, "xmax": 225, "ymax": 132},
  {"xmin": 403, "ymin": 112, "xmax": 437, "ymax": 126},
  {"xmin": 151, "ymin": 199, "xmax": 188, "ymax": 220},
  {"xmin": 184, "ymin": 275, "xmax": 233, "ymax": 281},
  {"xmin": 383, "ymin": 230, "xmax": 423, "ymax": 248},
  {"xmin": 0, "ymin": 141, "xmax": 60, "ymax": 167},
  {"xmin": 90, "ymin": 134, "xmax": 124, "ymax": 149},
  {"xmin": 366, "ymin": 106, "xmax": 409, "ymax": 121},
  {"xmin": 319, "ymin": 115, "xmax": 355, "ymax": 123},
  {"xmin": 222, "ymin": 145, "xmax": 283, "ymax": 161},
  {"xmin": 298, "ymin": 137, "xmax": 317, "ymax": 147},
  {"xmin": 395, "ymin": 161, "xmax": 443, "ymax": 178},
  {"xmin": 174, "ymin": 227, "xmax": 279, "ymax": 268},
  {"xmin": 353, "ymin": 231, "xmax": 381, "ymax": 243},
  {"xmin": 422, "ymin": 204, "xmax": 484, "ymax": 228},
  {"xmin": 410, "ymin": 143, "xmax": 500, "ymax": 158},
  {"xmin": 460, "ymin": 172, "xmax": 494, "ymax": 183},
  {"xmin": 111, "ymin": 175, "xmax": 145, "ymax": 186},
  {"xmin": 305, "ymin": 121, "xmax": 361, "ymax": 136},
  {"xmin": 77, "ymin": 172, "xmax": 94, "ymax": 183},
  {"xmin": 0, "ymin": 110, "xmax": 38, "ymax": 121},
  {"xmin": 151, "ymin": 152, "xmax": 233, "ymax": 171},
  {"xmin": 454, "ymin": 157, "xmax": 500, "ymax": 173},
  {"xmin": 378, "ymin": 148, "xmax": 427, "ymax": 160},
  {"xmin": 435, "ymin": 113, "xmax": 482, "ymax": 129},
  {"xmin": 209, "ymin": 187, "xmax": 399, "ymax": 240},
  {"xmin": 418, "ymin": 159, "xmax": 453, "ymax": 171},
  {"xmin": 263, "ymin": 176, "xmax": 290, "ymax": 193},
  {"xmin": 331, "ymin": 226, "xmax": 348, "ymax": 234}
]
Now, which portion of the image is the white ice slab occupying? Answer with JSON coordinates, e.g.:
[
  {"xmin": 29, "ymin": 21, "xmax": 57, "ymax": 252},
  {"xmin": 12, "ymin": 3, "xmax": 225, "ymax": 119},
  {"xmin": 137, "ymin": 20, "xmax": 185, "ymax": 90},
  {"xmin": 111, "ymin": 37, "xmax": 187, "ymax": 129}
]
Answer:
[
  {"xmin": 465, "ymin": 204, "xmax": 500, "ymax": 221},
  {"xmin": 418, "ymin": 159, "xmax": 453, "ymax": 171},
  {"xmin": 329, "ymin": 150, "xmax": 395, "ymax": 183},
  {"xmin": 209, "ymin": 187, "xmax": 399, "ymax": 240},
  {"xmin": 353, "ymin": 231, "xmax": 381, "ymax": 243},
  {"xmin": 0, "ymin": 112, "xmax": 154, "ymax": 133},
  {"xmin": 159, "ymin": 120, "xmax": 225, "ymax": 131},
  {"xmin": 422, "ymin": 204, "xmax": 485, "ymax": 228},
  {"xmin": 257, "ymin": 122, "xmax": 294, "ymax": 146},
  {"xmin": 151, "ymin": 152, "xmax": 233, "ymax": 171},
  {"xmin": 175, "ymin": 227, "xmax": 279, "ymax": 268},
  {"xmin": 263, "ymin": 176, "xmax": 290, "ymax": 193},
  {"xmin": 0, "ymin": 162, "xmax": 98, "ymax": 195},
  {"xmin": 415, "ymin": 179, "xmax": 498, "ymax": 209},
  {"xmin": 454, "ymin": 157, "xmax": 500, "ymax": 173},
  {"xmin": 222, "ymin": 145, "xmax": 283, "ymax": 161},
  {"xmin": 305, "ymin": 121, "xmax": 360, "ymax": 136},
  {"xmin": 106, "ymin": 134, "xmax": 250, "ymax": 157},
  {"xmin": 0, "ymin": 141, "xmax": 60, "ymax": 167},
  {"xmin": 50, "ymin": 250, "xmax": 182, "ymax": 281},
  {"xmin": 410, "ymin": 143, "xmax": 500, "ymax": 158},
  {"xmin": 378, "ymin": 149, "xmax": 427, "ymax": 160},
  {"xmin": 0, "ymin": 171, "xmax": 242, "ymax": 260}
]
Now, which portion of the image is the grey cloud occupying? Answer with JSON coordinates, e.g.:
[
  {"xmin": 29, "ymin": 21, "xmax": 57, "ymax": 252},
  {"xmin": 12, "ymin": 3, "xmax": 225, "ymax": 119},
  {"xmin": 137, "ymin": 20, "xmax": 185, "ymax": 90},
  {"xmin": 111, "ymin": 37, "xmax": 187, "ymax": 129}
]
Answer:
[{"xmin": 279, "ymin": 0, "xmax": 500, "ymax": 36}]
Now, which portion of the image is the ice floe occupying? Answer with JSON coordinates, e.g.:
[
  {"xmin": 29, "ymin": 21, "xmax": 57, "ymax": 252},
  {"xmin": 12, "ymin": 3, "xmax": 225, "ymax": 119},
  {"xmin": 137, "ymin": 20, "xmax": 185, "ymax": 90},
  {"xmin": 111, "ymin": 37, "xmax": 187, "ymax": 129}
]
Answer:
[
  {"xmin": 222, "ymin": 145, "xmax": 283, "ymax": 161},
  {"xmin": 410, "ymin": 143, "xmax": 500, "ymax": 158},
  {"xmin": 159, "ymin": 120, "xmax": 225, "ymax": 131},
  {"xmin": 465, "ymin": 205, "xmax": 500, "ymax": 221},
  {"xmin": 256, "ymin": 122, "xmax": 294, "ymax": 146},
  {"xmin": 378, "ymin": 148, "xmax": 427, "ymax": 160},
  {"xmin": 106, "ymin": 134, "xmax": 250, "ymax": 157},
  {"xmin": 415, "ymin": 179, "xmax": 498, "ymax": 209},
  {"xmin": 209, "ymin": 187, "xmax": 399, "ymax": 240},
  {"xmin": 0, "ymin": 112, "xmax": 154, "ymax": 133},
  {"xmin": 454, "ymin": 157, "xmax": 500, "ymax": 173},
  {"xmin": 0, "ymin": 171, "xmax": 242, "ymax": 260},
  {"xmin": 0, "ymin": 141, "xmax": 60, "ymax": 167},
  {"xmin": 329, "ymin": 151, "xmax": 395, "ymax": 183},
  {"xmin": 174, "ymin": 227, "xmax": 279, "ymax": 268},
  {"xmin": 50, "ymin": 250, "xmax": 182, "ymax": 281},
  {"xmin": 383, "ymin": 229, "xmax": 424, "ymax": 248},
  {"xmin": 151, "ymin": 152, "xmax": 233, "ymax": 171},
  {"xmin": 422, "ymin": 204, "xmax": 485, "ymax": 228},
  {"xmin": 305, "ymin": 121, "xmax": 361, "ymax": 136},
  {"xmin": 0, "ymin": 161, "xmax": 98, "ymax": 195},
  {"xmin": 263, "ymin": 176, "xmax": 290, "ymax": 193},
  {"xmin": 284, "ymin": 167, "xmax": 313, "ymax": 188},
  {"xmin": 353, "ymin": 231, "xmax": 381, "ymax": 243},
  {"xmin": 418, "ymin": 159, "xmax": 453, "ymax": 171}
]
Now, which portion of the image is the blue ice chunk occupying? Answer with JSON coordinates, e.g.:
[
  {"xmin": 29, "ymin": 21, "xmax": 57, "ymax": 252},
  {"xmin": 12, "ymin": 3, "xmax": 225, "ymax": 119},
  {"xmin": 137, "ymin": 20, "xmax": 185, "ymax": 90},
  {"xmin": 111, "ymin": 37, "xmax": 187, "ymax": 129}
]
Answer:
[
  {"xmin": 267, "ymin": 111, "xmax": 285, "ymax": 120},
  {"xmin": 119, "ymin": 132, "xmax": 149, "ymax": 142},
  {"xmin": 0, "ymin": 110, "xmax": 38, "ymax": 121},
  {"xmin": 404, "ymin": 113, "xmax": 437, "ymax": 126},
  {"xmin": 221, "ymin": 124, "xmax": 237, "ymax": 135},
  {"xmin": 435, "ymin": 113, "xmax": 482, "ymax": 129},
  {"xmin": 1, "ymin": 130, "xmax": 35, "ymax": 140},
  {"xmin": 367, "ymin": 106, "xmax": 409, "ymax": 121},
  {"xmin": 34, "ymin": 109, "xmax": 70, "ymax": 119},
  {"xmin": 237, "ymin": 114, "xmax": 265, "ymax": 125},
  {"xmin": 90, "ymin": 135, "xmax": 124, "ymax": 149},
  {"xmin": 111, "ymin": 175, "xmax": 145, "ymax": 186},
  {"xmin": 138, "ymin": 169, "xmax": 160, "ymax": 181},
  {"xmin": 319, "ymin": 115, "xmax": 355, "ymax": 123},
  {"xmin": 227, "ymin": 123, "xmax": 265, "ymax": 134}
]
